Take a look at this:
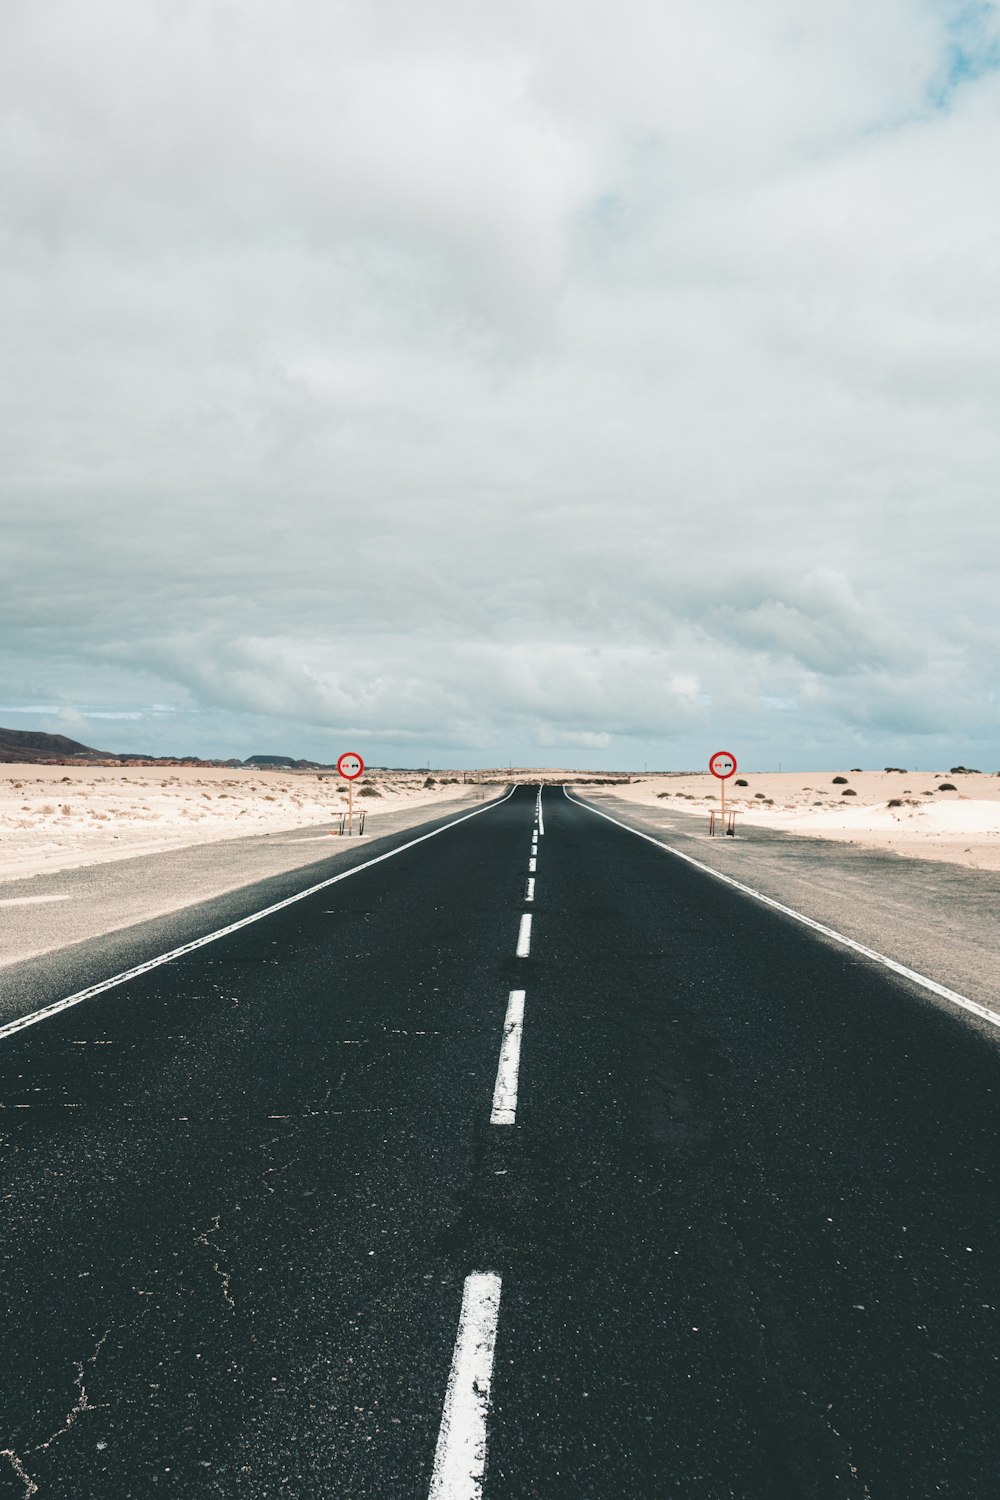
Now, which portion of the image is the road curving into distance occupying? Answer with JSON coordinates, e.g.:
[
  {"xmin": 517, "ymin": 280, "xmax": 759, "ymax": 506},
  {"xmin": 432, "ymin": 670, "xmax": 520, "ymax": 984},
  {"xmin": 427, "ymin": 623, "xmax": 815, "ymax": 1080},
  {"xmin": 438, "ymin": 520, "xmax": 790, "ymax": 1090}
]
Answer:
[{"xmin": 0, "ymin": 783, "xmax": 998, "ymax": 1498}]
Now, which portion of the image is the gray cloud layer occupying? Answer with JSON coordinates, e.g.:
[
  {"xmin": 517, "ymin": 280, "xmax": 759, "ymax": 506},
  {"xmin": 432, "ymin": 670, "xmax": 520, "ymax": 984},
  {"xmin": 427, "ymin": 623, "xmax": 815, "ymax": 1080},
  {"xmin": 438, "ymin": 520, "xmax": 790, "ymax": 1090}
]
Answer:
[{"xmin": 3, "ymin": 1, "xmax": 999, "ymax": 766}]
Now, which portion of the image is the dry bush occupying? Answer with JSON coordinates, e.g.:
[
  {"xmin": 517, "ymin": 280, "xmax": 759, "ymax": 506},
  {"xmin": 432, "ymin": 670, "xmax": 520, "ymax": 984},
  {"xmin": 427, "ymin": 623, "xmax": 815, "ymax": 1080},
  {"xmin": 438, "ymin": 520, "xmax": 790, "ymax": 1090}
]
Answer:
[{"xmin": 832, "ymin": 775, "xmax": 848, "ymax": 784}]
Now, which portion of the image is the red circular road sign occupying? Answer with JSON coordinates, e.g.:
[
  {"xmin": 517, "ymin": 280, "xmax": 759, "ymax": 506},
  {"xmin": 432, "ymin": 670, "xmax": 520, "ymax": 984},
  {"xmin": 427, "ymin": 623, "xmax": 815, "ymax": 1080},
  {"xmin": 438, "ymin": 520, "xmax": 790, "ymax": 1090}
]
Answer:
[
  {"xmin": 337, "ymin": 751, "xmax": 364, "ymax": 780},
  {"xmin": 709, "ymin": 750, "xmax": 737, "ymax": 779}
]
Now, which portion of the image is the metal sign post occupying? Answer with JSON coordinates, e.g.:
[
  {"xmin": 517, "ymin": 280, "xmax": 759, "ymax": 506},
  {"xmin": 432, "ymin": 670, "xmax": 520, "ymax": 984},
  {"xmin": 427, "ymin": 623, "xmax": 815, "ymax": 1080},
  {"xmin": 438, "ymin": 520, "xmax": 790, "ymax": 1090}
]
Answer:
[
  {"xmin": 708, "ymin": 750, "xmax": 737, "ymax": 835},
  {"xmin": 337, "ymin": 751, "xmax": 365, "ymax": 835}
]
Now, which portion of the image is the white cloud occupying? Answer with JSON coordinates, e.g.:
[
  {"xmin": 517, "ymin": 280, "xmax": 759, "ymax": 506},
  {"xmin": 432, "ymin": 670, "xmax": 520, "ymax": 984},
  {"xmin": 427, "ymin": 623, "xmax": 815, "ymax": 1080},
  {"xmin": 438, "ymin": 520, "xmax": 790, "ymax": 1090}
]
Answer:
[{"xmin": 2, "ymin": 0, "xmax": 999, "ymax": 765}]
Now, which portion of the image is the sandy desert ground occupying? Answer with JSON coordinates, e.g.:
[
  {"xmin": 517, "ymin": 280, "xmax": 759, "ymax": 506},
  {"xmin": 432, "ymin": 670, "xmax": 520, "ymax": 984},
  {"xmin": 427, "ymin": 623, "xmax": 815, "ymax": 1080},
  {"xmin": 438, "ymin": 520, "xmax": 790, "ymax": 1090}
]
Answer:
[
  {"xmin": 608, "ymin": 768, "xmax": 1000, "ymax": 871},
  {"xmin": 0, "ymin": 765, "xmax": 490, "ymax": 881},
  {"xmin": 3, "ymin": 764, "xmax": 999, "ymax": 884}
]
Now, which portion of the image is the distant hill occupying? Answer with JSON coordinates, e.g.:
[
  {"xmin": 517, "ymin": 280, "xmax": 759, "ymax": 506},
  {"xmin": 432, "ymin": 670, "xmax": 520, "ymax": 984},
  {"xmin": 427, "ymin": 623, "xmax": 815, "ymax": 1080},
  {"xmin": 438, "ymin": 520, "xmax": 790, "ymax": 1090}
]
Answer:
[
  {"xmin": 0, "ymin": 726, "xmax": 114, "ymax": 763},
  {"xmin": 0, "ymin": 725, "xmax": 338, "ymax": 769}
]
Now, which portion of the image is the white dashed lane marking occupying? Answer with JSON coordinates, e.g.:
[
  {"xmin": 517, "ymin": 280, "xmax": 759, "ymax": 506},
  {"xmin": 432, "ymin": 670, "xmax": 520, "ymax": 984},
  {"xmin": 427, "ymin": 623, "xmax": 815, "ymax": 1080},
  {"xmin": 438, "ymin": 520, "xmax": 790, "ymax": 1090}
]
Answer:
[
  {"xmin": 428, "ymin": 1272, "xmax": 502, "ymax": 1500},
  {"xmin": 525, "ymin": 878, "xmax": 534, "ymax": 902},
  {"xmin": 490, "ymin": 989, "xmax": 526, "ymax": 1125},
  {"xmin": 516, "ymin": 914, "xmax": 532, "ymax": 958}
]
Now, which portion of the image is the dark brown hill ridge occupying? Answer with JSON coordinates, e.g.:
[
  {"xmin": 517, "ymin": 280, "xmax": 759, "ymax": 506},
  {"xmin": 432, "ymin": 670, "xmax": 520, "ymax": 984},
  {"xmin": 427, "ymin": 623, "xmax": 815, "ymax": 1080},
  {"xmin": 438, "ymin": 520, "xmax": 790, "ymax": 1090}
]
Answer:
[
  {"xmin": 0, "ymin": 726, "xmax": 115, "ymax": 762},
  {"xmin": 0, "ymin": 725, "xmax": 332, "ymax": 768}
]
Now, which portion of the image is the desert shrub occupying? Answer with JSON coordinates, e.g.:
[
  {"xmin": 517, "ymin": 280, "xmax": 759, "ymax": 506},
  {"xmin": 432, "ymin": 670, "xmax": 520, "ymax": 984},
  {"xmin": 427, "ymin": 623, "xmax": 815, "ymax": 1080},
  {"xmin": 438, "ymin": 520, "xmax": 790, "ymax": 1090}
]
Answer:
[
  {"xmin": 841, "ymin": 788, "xmax": 857, "ymax": 796},
  {"xmin": 754, "ymin": 792, "xmax": 766, "ymax": 799},
  {"xmin": 61, "ymin": 804, "xmax": 72, "ymax": 815},
  {"xmin": 40, "ymin": 804, "xmax": 54, "ymax": 814},
  {"xmin": 735, "ymin": 779, "xmax": 748, "ymax": 786},
  {"xmin": 850, "ymin": 767, "xmax": 863, "ymax": 772},
  {"xmin": 656, "ymin": 792, "xmax": 671, "ymax": 798},
  {"xmin": 358, "ymin": 785, "xmax": 381, "ymax": 797},
  {"xmin": 884, "ymin": 766, "xmax": 907, "ymax": 773},
  {"xmin": 832, "ymin": 775, "xmax": 848, "ymax": 784},
  {"xmin": 950, "ymin": 765, "xmax": 980, "ymax": 774},
  {"xmin": 888, "ymin": 798, "xmax": 903, "ymax": 807},
  {"xmin": 423, "ymin": 776, "xmax": 437, "ymax": 788},
  {"xmin": 938, "ymin": 782, "xmax": 957, "ymax": 791},
  {"xmin": 61, "ymin": 776, "xmax": 71, "ymax": 783}
]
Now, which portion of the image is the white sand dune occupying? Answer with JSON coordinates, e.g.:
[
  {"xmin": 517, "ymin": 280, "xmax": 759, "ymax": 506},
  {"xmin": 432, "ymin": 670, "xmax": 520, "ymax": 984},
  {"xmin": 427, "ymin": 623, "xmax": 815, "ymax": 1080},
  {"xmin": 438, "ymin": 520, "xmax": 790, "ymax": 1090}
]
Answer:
[
  {"xmin": 0, "ymin": 765, "xmax": 489, "ymax": 881},
  {"xmin": 607, "ymin": 769, "xmax": 1000, "ymax": 871}
]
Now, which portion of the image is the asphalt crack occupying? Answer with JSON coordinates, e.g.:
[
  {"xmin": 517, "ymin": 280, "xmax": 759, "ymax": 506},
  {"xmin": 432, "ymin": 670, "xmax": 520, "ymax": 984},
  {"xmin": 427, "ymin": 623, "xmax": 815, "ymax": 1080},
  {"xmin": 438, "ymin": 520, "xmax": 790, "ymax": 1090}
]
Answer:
[{"xmin": 1, "ymin": 1329, "xmax": 109, "ymax": 1496}]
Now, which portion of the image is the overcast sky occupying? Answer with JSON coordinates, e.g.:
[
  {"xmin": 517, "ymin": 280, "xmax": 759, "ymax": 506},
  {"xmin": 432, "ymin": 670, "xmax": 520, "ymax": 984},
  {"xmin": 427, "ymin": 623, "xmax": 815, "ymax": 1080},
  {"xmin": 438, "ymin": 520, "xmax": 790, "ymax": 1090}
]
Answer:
[{"xmin": 3, "ymin": 1, "xmax": 999, "ymax": 769}]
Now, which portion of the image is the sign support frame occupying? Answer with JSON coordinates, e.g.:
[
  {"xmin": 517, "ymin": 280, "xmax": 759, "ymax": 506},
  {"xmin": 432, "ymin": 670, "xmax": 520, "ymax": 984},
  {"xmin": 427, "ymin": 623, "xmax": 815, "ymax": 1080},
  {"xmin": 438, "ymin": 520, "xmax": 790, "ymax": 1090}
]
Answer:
[
  {"xmin": 708, "ymin": 750, "xmax": 738, "ymax": 835},
  {"xmin": 336, "ymin": 752, "xmax": 365, "ymax": 836}
]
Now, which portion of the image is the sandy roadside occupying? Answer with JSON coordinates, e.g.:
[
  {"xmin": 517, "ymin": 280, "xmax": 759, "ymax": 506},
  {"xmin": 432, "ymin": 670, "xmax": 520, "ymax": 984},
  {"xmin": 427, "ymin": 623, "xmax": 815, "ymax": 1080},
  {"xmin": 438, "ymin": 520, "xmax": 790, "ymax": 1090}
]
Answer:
[
  {"xmin": 602, "ymin": 769, "xmax": 1000, "ymax": 872},
  {"xmin": 0, "ymin": 764, "xmax": 495, "ymax": 882}
]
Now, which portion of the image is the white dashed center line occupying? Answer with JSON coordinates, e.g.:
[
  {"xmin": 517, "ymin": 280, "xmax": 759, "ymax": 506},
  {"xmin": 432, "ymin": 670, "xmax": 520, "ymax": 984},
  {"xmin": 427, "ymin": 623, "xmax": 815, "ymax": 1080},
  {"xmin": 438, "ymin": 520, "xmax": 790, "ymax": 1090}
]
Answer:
[
  {"xmin": 528, "ymin": 857, "xmax": 536, "ymax": 872},
  {"xmin": 428, "ymin": 1271, "xmax": 502, "ymax": 1500},
  {"xmin": 490, "ymin": 989, "xmax": 526, "ymax": 1125},
  {"xmin": 430, "ymin": 800, "xmax": 539, "ymax": 1495}
]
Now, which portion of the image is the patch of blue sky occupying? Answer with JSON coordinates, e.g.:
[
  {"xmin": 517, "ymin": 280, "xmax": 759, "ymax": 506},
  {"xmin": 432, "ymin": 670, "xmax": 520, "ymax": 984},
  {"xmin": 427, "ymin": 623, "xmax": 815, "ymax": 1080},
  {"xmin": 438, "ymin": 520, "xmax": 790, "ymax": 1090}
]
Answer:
[{"xmin": 931, "ymin": 1, "xmax": 1000, "ymax": 108}]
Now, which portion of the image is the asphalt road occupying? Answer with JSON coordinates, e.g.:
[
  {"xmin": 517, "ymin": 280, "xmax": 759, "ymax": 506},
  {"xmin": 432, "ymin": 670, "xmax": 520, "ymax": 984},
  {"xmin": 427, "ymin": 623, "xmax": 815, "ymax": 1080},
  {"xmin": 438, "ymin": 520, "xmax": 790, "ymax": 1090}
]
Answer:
[{"xmin": 1, "ymin": 784, "xmax": 998, "ymax": 1499}]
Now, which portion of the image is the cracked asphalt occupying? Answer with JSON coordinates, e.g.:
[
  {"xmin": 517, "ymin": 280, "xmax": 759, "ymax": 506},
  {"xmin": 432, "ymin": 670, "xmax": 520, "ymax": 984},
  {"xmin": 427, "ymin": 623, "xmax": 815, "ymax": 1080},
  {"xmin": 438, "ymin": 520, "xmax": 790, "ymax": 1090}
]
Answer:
[{"xmin": 1, "ymin": 784, "xmax": 998, "ymax": 1498}]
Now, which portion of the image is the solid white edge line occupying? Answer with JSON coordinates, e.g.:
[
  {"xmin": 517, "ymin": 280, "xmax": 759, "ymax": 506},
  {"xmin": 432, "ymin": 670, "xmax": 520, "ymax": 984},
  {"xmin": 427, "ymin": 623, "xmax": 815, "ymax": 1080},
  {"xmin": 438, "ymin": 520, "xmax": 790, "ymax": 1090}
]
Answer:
[
  {"xmin": 490, "ymin": 988, "xmax": 525, "ymax": 1125},
  {"xmin": 563, "ymin": 787, "xmax": 1000, "ymax": 1032},
  {"xmin": 537, "ymin": 788, "xmax": 544, "ymax": 836},
  {"xmin": 525, "ymin": 878, "xmax": 535, "ymax": 902},
  {"xmin": 429, "ymin": 1271, "xmax": 502, "ymax": 1500},
  {"xmin": 515, "ymin": 913, "xmax": 532, "ymax": 958},
  {"xmin": 0, "ymin": 789, "xmax": 517, "ymax": 1043}
]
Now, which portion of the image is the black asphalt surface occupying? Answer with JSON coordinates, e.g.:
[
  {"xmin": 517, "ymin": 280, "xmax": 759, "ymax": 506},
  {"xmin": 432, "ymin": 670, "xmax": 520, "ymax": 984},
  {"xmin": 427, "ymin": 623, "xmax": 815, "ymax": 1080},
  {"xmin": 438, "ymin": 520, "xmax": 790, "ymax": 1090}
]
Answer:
[{"xmin": 1, "ymin": 784, "xmax": 999, "ymax": 1498}]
